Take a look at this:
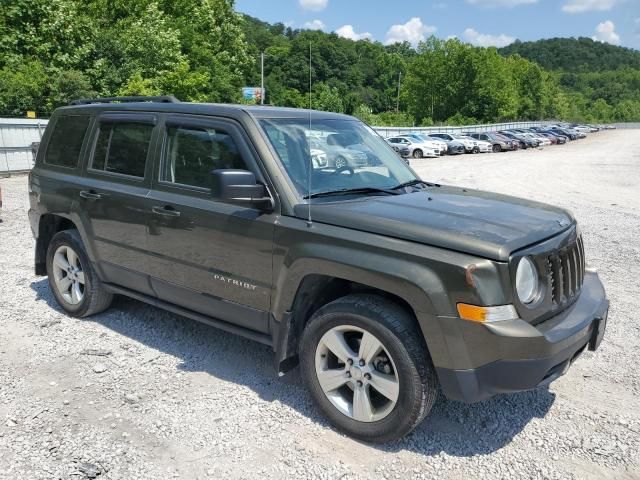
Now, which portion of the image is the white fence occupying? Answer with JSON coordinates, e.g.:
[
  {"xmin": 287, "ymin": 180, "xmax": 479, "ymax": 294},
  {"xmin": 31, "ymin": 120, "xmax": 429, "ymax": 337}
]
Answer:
[{"xmin": 0, "ymin": 118, "xmax": 48, "ymax": 175}]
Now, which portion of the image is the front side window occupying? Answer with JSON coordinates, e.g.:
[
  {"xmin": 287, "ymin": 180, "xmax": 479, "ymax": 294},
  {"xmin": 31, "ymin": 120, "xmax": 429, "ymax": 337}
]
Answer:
[
  {"xmin": 92, "ymin": 122, "xmax": 153, "ymax": 177},
  {"xmin": 161, "ymin": 125, "xmax": 247, "ymax": 189},
  {"xmin": 45, "ymin": 115, "xmax": 90, "ymax": 168},
  {"xmin": 259, "ymin": 118, "xmax": 416, "ymax": 199}
]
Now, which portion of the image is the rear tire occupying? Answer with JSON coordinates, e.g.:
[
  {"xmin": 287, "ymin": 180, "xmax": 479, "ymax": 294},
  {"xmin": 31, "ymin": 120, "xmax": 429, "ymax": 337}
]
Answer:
[
  {"xmin": 300, "ymin": 294, "xmax": 438, "ymax": 443},
  {"xmin": 46, "ymin": 229, "xmax": 113, "ymax": 318},
  {"xmin": 412, "ymin": 149, "xmax": 423, "ymax": 159},
  {"xmin": 492, "ymin": 144, "xmax": 501, "ymax": 153}
]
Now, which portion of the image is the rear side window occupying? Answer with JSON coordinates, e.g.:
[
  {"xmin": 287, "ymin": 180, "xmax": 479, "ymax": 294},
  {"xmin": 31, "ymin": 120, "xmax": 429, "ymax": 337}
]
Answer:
[
  {"xmin": 161, "ymin": 125, "xmax": 247, "ymax": 189},
  {"xmin": 45, "ymin": 115, "xmax": 90, "ymax": 168},
  {"xmin": 92, "ymin": 122, "xmax": 153, "ymax": 178}
]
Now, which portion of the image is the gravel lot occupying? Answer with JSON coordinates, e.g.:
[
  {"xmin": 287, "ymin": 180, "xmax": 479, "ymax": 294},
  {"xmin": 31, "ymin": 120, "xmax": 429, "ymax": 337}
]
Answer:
[{"xmin": 1, "ymin": 130, "xmax": 639, "ymax": 480}]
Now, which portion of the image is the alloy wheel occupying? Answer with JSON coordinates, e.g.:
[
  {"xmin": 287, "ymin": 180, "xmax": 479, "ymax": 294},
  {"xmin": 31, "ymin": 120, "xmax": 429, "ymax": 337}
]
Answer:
[
  {"xmin": 52, "ymin": 245, "xmax": 85, "ymax": 305},
  {"xmin": 314, "ymin": 325, "xmax": 400, "ymax": 422}
]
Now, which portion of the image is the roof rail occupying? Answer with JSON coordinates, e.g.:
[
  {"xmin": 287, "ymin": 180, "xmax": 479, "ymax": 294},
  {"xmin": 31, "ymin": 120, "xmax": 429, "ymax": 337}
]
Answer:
[{"xmin": 69, "ymin": 95, "xmax": 180, "ymax": 106}]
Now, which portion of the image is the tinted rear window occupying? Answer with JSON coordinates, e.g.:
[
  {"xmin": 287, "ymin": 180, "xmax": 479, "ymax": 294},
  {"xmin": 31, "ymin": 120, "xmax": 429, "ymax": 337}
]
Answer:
[
  {"xmin": 45, "ymin": 115, "xmax": 90, "ymax": 168},
  {"xmin": 92, "ymin": 122, "xmax": 153, "ymax": 178}
]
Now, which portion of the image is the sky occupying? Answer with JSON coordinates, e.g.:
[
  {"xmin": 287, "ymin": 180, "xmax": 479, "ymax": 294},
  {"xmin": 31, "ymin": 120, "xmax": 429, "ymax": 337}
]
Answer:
[{"xmin": 235, "ymin": 0, "xmax": 640, "ymax": 50}]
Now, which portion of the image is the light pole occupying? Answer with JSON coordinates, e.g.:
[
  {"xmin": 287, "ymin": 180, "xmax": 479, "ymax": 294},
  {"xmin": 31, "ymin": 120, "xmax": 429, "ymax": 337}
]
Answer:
[
  {"xmin": 396, "ymin": 72, "xmax": 402, "ymax": 113},
  {"xmin": 260, "ymin": 52, "xmax": 265, "ymax": 105}
]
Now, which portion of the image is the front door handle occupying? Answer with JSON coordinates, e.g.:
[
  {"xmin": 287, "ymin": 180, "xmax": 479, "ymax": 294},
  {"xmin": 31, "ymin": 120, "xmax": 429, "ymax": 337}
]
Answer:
[
  {"xmin": 79, "ymin": 190, "xmax": 103, "ymax": 200},
  {"xmin": 152, "ymin": 206, "xmax": 181, "ymax": 217}
]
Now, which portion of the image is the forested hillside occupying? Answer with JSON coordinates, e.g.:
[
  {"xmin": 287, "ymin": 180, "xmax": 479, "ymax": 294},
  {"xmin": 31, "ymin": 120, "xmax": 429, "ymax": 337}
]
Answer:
[
  {"xmin": 499, "ymin": 38, "xmax": 640, "ymax": 123},
  {"xmin": 499, "ymin": 38, "xmax": 640, "ymax": 72},
  {"xmin": 1, "ymin": 1, "xmax": 639, "ymax": 123}
]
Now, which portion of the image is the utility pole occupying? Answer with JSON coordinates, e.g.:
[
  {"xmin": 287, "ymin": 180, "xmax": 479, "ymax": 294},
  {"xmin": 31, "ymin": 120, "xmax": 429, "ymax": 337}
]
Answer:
[
  {"xmin": 260, "ymin": 52, "xmax": 265, "ymax": 105},
  {"xmin": 396, "ymin": 72, "xmax": 402, "ymax": 113}
]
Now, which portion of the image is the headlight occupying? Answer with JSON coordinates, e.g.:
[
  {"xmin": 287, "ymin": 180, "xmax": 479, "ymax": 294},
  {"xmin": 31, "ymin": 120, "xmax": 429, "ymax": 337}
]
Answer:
[{"xmin": 516, "ymin": 256, "xmax": 539, "ymax": 304}]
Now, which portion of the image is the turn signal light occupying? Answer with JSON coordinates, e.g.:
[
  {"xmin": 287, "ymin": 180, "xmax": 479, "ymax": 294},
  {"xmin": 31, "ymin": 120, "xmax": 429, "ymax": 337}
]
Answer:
[{"xmin": 456, "ymin": 304, "xmax": 518, "ymax": 323}]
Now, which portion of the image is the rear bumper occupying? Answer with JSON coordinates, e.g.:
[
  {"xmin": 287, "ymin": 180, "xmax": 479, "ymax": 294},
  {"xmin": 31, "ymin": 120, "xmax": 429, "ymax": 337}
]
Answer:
[{"xmin": 435, "ymin": 271, "xmax": 608, "ymax": 403}]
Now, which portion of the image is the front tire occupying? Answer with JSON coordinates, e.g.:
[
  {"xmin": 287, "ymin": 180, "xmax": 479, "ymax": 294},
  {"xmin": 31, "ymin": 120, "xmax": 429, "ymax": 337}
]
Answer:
[
  {"xmin": 46, "ymin": 229, "xmax": 113, "ymax": 317},
  {"xmin": 300, "ymin": 294, "xmax": 438, "ymax": 443},
  {"xmin": 412, "ymin": 149, "xmax": 423, "ymax": 159},
  {"xmin": 492, "ymin": 144, "xmax": 501, "ymax": 153}
]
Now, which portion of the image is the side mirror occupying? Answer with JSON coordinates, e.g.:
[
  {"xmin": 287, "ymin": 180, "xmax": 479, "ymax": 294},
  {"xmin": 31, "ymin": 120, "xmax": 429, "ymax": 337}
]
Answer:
[{"xmin": 210, "ymin": 169, "xmax": 273, "ymax": 210}]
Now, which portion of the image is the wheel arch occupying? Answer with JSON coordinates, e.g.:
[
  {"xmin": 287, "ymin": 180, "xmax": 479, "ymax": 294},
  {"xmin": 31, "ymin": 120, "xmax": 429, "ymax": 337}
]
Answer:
[
  {"xmin": 35, "ymin": 213, "xmax": 95, "ymax": 276},
  {"xmin": 272, "ymin": 260, "xmax": 441, "ymax": 374}
]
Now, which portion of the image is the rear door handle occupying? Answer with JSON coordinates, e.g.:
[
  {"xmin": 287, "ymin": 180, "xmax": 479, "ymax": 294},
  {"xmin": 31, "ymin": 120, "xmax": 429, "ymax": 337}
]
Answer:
[
  {"xmin": 79, "ymin": 190, "xmax": 103, "ymax": 200},
  {"xmin": 152, "ymin": 206, "xmax": 181, "ymax": 217}
]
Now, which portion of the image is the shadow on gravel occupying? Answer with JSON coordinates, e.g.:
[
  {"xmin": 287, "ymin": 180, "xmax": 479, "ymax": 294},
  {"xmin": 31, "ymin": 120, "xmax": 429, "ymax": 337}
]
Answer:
[{"xmin": 31, "ymin": 278, "xmax": 555, "ymax": 457}]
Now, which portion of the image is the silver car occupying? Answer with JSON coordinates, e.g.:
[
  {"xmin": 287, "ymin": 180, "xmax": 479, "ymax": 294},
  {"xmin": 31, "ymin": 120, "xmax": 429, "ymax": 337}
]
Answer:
[{"xmin": 310, "ymin": 135, "xmax": 369, "ymax": 169}]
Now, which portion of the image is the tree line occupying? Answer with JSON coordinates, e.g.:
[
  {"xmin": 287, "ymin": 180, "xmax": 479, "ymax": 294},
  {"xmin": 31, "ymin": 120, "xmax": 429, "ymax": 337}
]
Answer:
[{"xmin": 1, "ymin": 1, "xmax": 639, "ymax": 124}]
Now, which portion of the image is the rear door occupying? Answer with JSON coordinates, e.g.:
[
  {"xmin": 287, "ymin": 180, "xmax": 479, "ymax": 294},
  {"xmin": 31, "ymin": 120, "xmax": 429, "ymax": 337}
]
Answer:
[
  {"xmin": 144, "ymin": 114, "xmax": 276, "ymax": 333},
  {"xmin": 78, "ymin": 113, "xmax": 158, "ymax": 296}
]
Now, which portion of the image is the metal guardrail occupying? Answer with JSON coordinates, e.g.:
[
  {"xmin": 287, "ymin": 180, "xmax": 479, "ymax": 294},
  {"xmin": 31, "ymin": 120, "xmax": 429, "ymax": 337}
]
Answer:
[
  {"xmin": 372, "ymin": 121, "xmax": 554, "ymax": 138},
  {"xmin": 1, "ymin": 118, "xmax": 637, "ymax": 175},
  {"xmin": 0, "ymin": 118, "xmax": 48, "ymax": 175}
]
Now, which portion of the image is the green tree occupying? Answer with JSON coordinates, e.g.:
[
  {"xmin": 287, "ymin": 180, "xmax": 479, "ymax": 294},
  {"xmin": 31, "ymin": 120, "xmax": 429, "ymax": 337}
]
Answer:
[{"xmin": 0, "ymin": 60, "xmax": 48, "ymax": 116}]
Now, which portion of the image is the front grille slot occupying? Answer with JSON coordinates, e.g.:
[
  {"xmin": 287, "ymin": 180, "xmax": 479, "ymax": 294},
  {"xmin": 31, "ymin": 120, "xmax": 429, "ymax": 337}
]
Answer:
[{"xmin": 547, "ymin": 235, "xmax": 585, "ymax": 307}]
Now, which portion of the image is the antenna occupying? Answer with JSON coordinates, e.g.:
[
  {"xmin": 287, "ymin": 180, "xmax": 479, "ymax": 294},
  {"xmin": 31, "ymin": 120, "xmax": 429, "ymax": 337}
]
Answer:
[{"xmin": 307, "ymin": 42, "xmax": 313, "ymax": 228}]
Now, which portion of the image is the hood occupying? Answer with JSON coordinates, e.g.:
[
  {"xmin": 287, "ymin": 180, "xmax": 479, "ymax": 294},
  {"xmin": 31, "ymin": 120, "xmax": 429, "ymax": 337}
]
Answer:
[{"xmin": 294, "ymin": 186, "xmax": 574, "ymax": 261}]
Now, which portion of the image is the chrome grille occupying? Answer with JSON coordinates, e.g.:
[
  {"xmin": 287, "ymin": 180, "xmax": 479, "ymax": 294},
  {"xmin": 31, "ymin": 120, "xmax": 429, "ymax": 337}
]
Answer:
[{"xmin": 548, "ymin": 236, "xmax": 585, "ymax": 306}]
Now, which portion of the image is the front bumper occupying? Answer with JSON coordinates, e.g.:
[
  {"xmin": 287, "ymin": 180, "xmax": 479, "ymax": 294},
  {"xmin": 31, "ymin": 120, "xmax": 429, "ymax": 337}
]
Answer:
[{"xmin": 435, "ymin": 271, "xmax": 608, "ymax": 403}]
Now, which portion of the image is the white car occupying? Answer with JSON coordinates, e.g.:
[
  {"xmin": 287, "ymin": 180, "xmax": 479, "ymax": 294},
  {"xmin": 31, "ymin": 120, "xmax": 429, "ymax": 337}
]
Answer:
[
  {"xmin": 405, "ymin": 134, "xmax": 447, "ymax": 156},
  {"xmin": 387, "ymin": 136, "xmax": 439, "ymax": 159}
]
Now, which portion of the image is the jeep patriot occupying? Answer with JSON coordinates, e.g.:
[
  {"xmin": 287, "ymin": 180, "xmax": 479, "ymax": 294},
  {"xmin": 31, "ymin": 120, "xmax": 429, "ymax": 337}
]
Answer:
[{"xmin": 28, "ymin": 96, "xmax": 609, "ymax": 442}]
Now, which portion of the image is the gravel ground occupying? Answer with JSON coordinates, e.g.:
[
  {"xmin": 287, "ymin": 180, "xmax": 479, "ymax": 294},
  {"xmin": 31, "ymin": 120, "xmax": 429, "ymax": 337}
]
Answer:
[{"xmin": 1, "ymin": 130, "xmax": 639, "ymax": 480}]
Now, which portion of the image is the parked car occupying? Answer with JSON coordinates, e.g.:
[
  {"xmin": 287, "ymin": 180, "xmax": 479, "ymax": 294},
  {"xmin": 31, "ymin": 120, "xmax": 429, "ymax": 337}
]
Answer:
[
  {"xmin": 389, "ymin": 144, "xmax": 411, "ymax": 159},
  {"xmin": 409, "ymin": 134, "xmax": 448, "ymax": 155},
  {"xmin": 461, "ymin": 136, "xmax": 492, "ymax": 153},
  {"xmin": 509, "ymin": 129, "xmax": 551, "ymax": 146},
  {"xmin": 539, "ymin": 132, "xmax": 566, "ymax": 145},
  {"xmin": 28, "ymin": 97, "xmax": 609, "ymax": 442},
  {"xmin": 499, "ymin": 131, "xmax": 538, "ymax": 149},
  {"xmin": 539, "ymin": 130, "xmax": 569, "ymax": 143},
  {"xmin": 403, "ymin": 133, "xmax": 446, "ymax": 156},
  {"xmin": 386, "ymin": 136, "xmax": 439, "ymax": 159},
  {"xmin": 427, "ymin": 133, "xmax": 466, "ymax": 154},
  {"xmin": 548, "ymin": 127, "xmax": 578, "ymax": 141},
  {"xmin": 310, "ymin": 136, "xmax": 369, "ymax": 169},
  {"xmin": 430, "ymin": 133, "xmax": 478, "ymax": 153},
  {"xmin": 467, "ymin": 132, "xmax": 510, "ymax": 152},
  {"xmin": 0, "ymin": 184, "xmax": 2, "ymax": 221},
  {"xmin": 493, "ymin": 132, "xmax": 520, "ymax": 151}
]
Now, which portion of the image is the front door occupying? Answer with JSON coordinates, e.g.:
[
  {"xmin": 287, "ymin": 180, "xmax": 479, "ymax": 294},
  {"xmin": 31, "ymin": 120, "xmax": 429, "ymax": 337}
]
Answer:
[
  {"xmin": 145, "ymin": 115, "xmax": 275, "ymax": 334},
  {"xmin": 79, "ymin": 112, "xmax": 158, "ymax": 296}
]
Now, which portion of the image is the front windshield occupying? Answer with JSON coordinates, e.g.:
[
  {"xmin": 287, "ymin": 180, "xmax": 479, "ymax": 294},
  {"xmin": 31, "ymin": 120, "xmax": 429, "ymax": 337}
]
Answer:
[{"xmin": 259, "ymin": 118, "xmax": 417, "ymax": 199}]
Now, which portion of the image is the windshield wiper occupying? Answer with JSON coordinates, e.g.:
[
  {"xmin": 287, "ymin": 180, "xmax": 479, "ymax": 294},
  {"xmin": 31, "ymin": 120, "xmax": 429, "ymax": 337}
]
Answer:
[
  {"xmin": 304, "ymin": 187, "xmax": 401, "ymax": 199},
  {"xmin": 392, "ymin": 179, "xmax": 429, "ymax": 190}
]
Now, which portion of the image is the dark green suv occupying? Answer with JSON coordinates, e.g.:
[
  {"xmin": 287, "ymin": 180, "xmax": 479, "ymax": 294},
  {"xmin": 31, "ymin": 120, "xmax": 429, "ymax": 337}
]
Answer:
[{"xmin": 28, "ymin": 97, "xmax": 608, "ymax": 442}]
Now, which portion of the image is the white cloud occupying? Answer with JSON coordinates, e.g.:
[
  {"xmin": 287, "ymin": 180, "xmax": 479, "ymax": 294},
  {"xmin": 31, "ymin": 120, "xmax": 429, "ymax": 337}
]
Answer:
[
  {"xmin": 592, "ymin": 20, "xmax": 621, "ymax": 44},
  {"xmin": 466, "ymin": 0, "xmax": 538, "ymax": 6},
  {"xmin": 385, "ymin": 17, "xmax": 437, "ymax": 45},
  {"xmin": 562, "ymin": 0, "xmax": 618, "ymax": 13},
  {"xmin": 463, "ymin": 28, "xmax": 516, "ymax": 47},
  {"xmin": 299, "ymin": 0, "xmax": 328, "ymax": 11},
  {"xmin": 303, "ymin": 19, "xmax": 326, "ymax": 30},
  {"xmin": 635, "ymin": 17, "xmax": 640, "ymax": 35},
  {"xmin": 335, "ymin": 25, "xmax": 372, "ymax": 41}
]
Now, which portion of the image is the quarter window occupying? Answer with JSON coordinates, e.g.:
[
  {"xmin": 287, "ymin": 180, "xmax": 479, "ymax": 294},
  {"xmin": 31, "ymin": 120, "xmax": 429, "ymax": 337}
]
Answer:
[
  {"xmin": 45, "ymin": 115, "xmax": 90, "ymax": 168},
  {"xmin": 92, "ymin": 122, "xmax": 153, "ymax": 178},
  {"xmin": 161, "ymin": 125, "xmax": 247, "ymax": 189}
]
